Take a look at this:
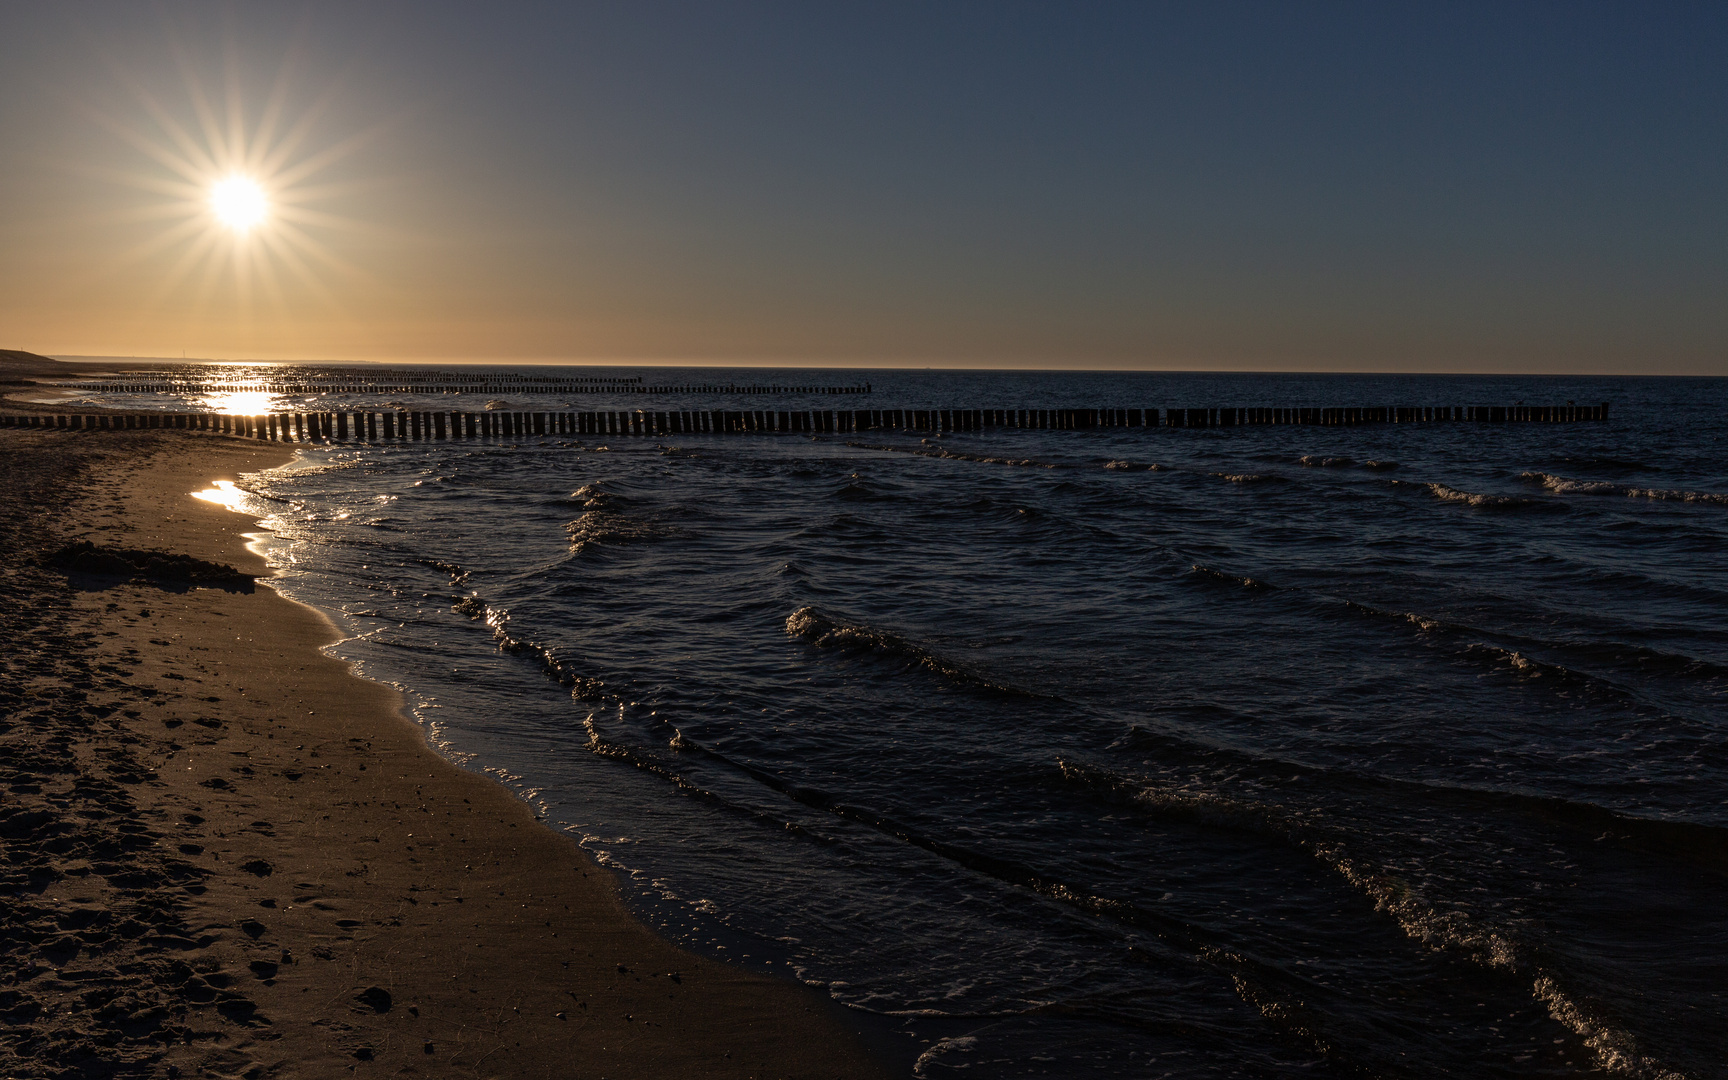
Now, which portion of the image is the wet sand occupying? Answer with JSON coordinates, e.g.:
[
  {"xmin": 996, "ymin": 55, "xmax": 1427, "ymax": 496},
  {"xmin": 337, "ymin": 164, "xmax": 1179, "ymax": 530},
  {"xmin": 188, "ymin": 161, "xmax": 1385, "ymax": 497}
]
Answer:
[{"xmin": 0, "ymin": 426, "xmax": 889, "ymax": 1079}]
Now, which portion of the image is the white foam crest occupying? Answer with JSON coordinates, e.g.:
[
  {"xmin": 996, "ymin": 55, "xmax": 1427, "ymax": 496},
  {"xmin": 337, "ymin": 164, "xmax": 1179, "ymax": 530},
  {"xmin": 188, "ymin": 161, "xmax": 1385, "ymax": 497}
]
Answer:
[
  {"xmin": 1533, "ymin": 976, "xmax": 1691, "ymax": 1080},
  {"xmin": 1070, "ymin": 760, "xmax": 1691, "ymax": 1077},
  {"xmin": 418, "ymin": 556, "xmax": 468, "ymax": 583},
  {"xmin": 464, "ymin": 599, "xmax": 605, "ymax": 698},
  {"xmin": 1314, "ymin": 821, "xmax": 1692, "ymax": 1079},
  {"xmin": 1522, "ymin": 472, "xmax": 1728, "ymax": 506},
  {"xmin": 1189, "ymin": 564, "xmax": 1274, "ymax": 590},
  {"xmin": 1426, "ymin": 483, "xmax": 1537, "ymax": 508},
  {"xmin": 1344, "ymin": 598, "xmax": 1454, "ymax": 636},
  {"xmin": 912, "ymin": 1035, "xmax": 980, "ymax": 1078},
  {"xmin": 565, "ymin": 508, "xmax": 672, "ymax": 552},
  {"xmin": 786, "ymin": 606, "xmax": 1037, "ymax": 696},
  {"xmin": 1215, "ymin": 472, "xmax": 1279, "ymax": 483},
  {"xmin": 1462, "ymin": 642, "xmax": 1603, "ymax": 689},
  {"xmin": 1084, "ymin": 767, "xmax": 1521, "ymax": 971},
  {"xmin": 1523, "ymin": 471, "xmax": 1622, "ymax": 495},
  {"xmin": 1311, "ymin": 841, "xmax": 1516, "ymax": 967},
  {"xmin": 1527, "ymin": 470, "xmax": 1728, "ymax": 508},
  {"xmin": 1627, "ymin": 487, "xmax": 1728, "ymax": 506}
]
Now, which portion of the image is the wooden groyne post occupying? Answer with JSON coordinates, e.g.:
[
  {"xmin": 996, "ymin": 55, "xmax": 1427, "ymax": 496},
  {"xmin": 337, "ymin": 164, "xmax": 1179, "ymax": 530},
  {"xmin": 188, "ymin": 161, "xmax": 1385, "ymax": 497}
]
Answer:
[{"xmin": 0, "ymin": 402, "xmax": 1610, "ymax": 440}]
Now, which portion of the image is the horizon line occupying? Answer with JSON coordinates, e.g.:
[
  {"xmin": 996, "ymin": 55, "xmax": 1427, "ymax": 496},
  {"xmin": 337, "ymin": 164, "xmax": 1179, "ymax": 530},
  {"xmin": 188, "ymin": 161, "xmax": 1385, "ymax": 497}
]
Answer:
[{"xmin": 40, "ymin": 354, "xmax": 1726, "ymax": 379}]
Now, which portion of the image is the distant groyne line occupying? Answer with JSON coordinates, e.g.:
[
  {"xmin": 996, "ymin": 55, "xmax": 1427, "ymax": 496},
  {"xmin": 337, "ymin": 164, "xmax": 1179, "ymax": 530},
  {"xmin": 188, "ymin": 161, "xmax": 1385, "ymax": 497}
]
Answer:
[
  {"xmin": 46, "ymin": 379, "xmax": 873, "ymax": 396},
  {"xmin": 2, "ymin": 404, "xmax": 1608, "ymax": 439}
]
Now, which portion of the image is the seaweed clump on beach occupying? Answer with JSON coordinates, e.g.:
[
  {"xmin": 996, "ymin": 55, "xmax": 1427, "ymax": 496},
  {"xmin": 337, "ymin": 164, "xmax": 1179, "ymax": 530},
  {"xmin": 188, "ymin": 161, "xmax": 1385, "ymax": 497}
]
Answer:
[{"xmin": 45, "ymin": 541, "xmax": 254, "ymax": 591}]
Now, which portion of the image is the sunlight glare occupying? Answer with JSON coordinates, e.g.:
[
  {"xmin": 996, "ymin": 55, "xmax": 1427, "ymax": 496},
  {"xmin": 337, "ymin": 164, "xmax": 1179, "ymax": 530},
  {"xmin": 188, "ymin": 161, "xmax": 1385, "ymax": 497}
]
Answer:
[
  {"xmin": 190, "ymin": 479, "xmax": 248, "ymax": 510},
  {"xmin": 203, "ymin": 389, "xmax": 276, "ymax": 414},
  {"xmin": 98, "ymin": 48, "xmax": 375, "ymax": 311},
  {"xmin": 210, "ymin": 175, "xmax": 269, "ymax": 232}
]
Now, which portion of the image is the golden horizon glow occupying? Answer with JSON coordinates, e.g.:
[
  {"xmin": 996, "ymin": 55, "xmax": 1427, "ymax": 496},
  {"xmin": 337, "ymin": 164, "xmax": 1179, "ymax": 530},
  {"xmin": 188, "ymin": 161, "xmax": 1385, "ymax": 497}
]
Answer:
[{"xmin": 210, "ymin": 175, "xmax": 269, "ymax": 232}]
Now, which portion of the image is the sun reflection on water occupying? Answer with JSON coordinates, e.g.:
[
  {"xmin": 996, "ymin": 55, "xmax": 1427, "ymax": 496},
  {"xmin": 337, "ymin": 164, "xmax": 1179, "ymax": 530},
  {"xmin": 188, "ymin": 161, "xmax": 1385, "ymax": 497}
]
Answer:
[
  {"xmin": 203, "ymin": 390, "xmax": 278, "ymax": 415},
  {"xmin": 190, "ymin": 480, "xmax": 249, "ymax": 510}
]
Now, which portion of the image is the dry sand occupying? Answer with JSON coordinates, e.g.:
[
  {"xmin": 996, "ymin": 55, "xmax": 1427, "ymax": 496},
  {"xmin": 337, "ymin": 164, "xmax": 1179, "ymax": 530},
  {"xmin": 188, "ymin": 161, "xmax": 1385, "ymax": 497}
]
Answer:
[{"xmin": 0, "ymin": 426, "xmax": 890, "ymax": 1079}]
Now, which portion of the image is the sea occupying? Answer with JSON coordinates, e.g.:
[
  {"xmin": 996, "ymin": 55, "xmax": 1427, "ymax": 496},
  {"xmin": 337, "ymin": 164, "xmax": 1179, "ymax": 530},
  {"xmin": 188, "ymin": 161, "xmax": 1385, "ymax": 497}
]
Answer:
[{"xmin": 66, "ymin": 369, "xmax": 1728, "ymax": 1078}]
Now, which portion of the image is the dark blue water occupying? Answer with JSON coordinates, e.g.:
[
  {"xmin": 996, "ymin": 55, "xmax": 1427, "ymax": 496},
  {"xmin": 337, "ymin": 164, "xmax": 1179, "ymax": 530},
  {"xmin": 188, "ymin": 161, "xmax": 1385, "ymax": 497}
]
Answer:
[{"xmin": 199, "ymin": 370, "xmax": 1724, "ymax": 1078}]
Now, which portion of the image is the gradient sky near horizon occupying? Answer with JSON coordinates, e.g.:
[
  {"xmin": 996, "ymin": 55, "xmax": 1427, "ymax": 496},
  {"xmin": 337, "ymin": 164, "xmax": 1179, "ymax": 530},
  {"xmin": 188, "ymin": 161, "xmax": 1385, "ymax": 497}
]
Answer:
[{"xmin": 1, "ymin": 2, "xmax": 1724, "ymax": 373}]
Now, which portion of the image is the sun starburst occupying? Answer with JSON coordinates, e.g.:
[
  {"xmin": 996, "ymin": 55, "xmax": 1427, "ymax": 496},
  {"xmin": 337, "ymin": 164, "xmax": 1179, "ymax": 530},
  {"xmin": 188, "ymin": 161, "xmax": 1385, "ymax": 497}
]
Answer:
[{"xmin": 87, "ymin": 33, "xmax": 384, "ymax": 326}]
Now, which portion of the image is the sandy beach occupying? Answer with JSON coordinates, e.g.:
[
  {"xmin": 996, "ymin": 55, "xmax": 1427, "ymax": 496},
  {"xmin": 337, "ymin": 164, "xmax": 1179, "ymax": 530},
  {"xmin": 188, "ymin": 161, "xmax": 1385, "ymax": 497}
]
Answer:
[{"xmin": 0, "ymin": 423, "xmax": 888, "ymax": 1079}]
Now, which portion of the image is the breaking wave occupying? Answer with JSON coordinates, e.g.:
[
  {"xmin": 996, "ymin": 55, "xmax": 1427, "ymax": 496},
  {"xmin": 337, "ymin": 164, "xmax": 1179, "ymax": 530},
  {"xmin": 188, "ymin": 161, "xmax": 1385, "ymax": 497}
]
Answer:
[
  {"xmin": 785, "ymin": 606, "xmax": 1039, "ymax": 697},
  {"xmin": 1425, "ymin": 483, "xmax": 1551, "ymax": 510},
  {"xmin": 452, "ymin": 599, "xmax": 605, "ymax": 698},
  {"xmin": 1523, "ymin": 473, "xmax": 1728, "ymax": 506},
  {"xmin": 417, "ymin": 557, "xmax": 469, "ymax": 583},
  {"xmin": 1188, "ymin": 565, "xmax": 1275, "ymax": 591},
  {"xmin": 1343, "ymin": 600, "xmax": 1676, "ymax": 700},
  {"xmin": 1460, "ymin": 643, "xmax": 1637, "ymax": 700},
  {"xmin": 566, "ymin": 509, "xmax": 674, "ymax": 553},
  {"xmin": 1342, "ymin": 599, "xmax": 1459, "ymax": 636},
  {"xmin": 1057, "ymin": 759, "xmax": 1698, "ymax": 1079},
  {"xmin": 1214, "ymin": 472, "xmax": 1283, "ymax": 484}
]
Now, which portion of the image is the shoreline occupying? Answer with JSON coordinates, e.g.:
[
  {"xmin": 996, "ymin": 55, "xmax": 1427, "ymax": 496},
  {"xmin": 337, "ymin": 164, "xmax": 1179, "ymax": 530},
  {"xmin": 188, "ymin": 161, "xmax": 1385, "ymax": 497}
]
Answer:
[{"xmin": 0, "ymin": 427, "xmax": 889, "ymax": 1078}]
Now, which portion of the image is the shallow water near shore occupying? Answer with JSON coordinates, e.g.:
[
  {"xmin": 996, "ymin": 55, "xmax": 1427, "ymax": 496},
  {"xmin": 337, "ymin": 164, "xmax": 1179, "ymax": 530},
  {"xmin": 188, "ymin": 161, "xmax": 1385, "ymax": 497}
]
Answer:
[{"xmin": 208, "ymin": 370, "xmax": 1725, "ymax": 1078}]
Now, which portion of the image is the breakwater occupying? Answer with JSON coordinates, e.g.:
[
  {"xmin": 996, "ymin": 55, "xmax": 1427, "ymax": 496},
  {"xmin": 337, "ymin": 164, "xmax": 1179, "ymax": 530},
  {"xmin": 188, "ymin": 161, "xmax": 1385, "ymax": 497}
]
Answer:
[
  {"xmin": 46, "ymin": 378, "xmax": 872, "ymax": 396},
  {"xmin": 1, "ymin": 403, "xmax": 1608, "ymax": 439}
]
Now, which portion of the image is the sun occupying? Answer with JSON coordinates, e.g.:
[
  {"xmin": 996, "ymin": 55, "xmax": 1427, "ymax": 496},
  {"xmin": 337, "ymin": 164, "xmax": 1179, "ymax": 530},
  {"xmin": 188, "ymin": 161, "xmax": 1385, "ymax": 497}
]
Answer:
[
  {"xmin": 210, "ymin": 175, "xmax": 269, "ymax": 233},
  {"xmin": 90, "ymin": 41, "xmax": 380, "ymax": 316}
]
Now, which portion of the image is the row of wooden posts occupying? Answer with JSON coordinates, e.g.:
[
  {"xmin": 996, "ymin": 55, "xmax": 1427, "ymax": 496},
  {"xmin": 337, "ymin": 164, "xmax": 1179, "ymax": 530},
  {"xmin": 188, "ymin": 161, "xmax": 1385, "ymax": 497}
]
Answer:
[
  {"xmin": 1, "ymin": 403, "xmax": 1609, "ymax": 440},
  {"xmin": 60, "ymin": 381, "xmax": 873, "ymax": 396}
]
